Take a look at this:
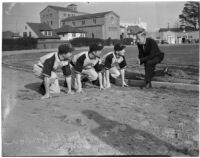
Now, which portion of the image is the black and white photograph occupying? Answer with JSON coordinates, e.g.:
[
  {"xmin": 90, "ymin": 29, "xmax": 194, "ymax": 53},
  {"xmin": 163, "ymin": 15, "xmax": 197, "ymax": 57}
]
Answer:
[{"xmin": 1, "ymin": 0, "xmax": 199, "ymax": 156}]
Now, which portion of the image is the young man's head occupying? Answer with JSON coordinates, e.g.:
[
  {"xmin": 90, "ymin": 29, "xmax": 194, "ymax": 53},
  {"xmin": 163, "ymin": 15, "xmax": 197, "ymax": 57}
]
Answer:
[
  {"xmin": 136, "ymin": 29, "xmax": 146, "ymax": 44},
  {"xmin": 58, "ymin": 43, "xmax": 74, "ymax": 61},
  {"xmin": 89, "ymin": 43, "xmax": 104, "ymax": 59},
  {"xmin": 114, "ymin": 43, "xmax": 126, "ymax": 57}
]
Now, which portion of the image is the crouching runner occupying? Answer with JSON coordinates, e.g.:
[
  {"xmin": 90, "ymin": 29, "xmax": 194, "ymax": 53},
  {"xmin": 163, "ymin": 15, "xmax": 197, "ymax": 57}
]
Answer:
[
  {"xmin": 102, "ymin": 43, "xmax": 128, "ymax": 88},
  {"xmin": 71, "ymin": 43, "xmax": 104, "ymax": 93},
  {"xmin": 33, "ymin": 43, "xmax": 74, "ymax": 99}
]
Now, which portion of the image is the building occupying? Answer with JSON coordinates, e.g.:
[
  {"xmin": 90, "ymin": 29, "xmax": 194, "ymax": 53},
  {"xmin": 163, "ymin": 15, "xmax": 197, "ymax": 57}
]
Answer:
[
  {"xmin": 40, "ymin": 4, "xmax": 88, "ymax": 29},
  {"xmin": 120, "ymin": 25, "xmax": 128, "ymax": 39},
  {"xmin": 20, "ymin": 22, "xmax": 60, "ymax": 41},
  {"xmin": 159, "ymin": 27, "xmax": 199, "ymax": 44},
  {"xmin": 55, "ymin": 25, "xmax": 86, "ymax": 40},
  {"xmin": 61, "ymin": 11, "xmax": 121, "ymax": 39},
  {"xmin": 3, "ymin": 31, "xmax": 21, "ymax": 39},
  {"xmin": 121, "ymin": 17, "xmax": 148, "ymax": 30}
]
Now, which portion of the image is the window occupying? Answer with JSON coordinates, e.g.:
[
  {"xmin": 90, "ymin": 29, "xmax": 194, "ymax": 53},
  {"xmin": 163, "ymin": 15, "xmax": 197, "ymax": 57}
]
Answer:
[
  {"xmin": 45, "ymin": 31, "xmax": 48, "ymax": 36},
  {"xmin": 82, "ymin": 20, "xmax": 85, "ymax": 25},
  {"xmin": 72, "ymin": 33, "xmax": 76, "ymax": 37},
  {"xmin": 47, "ymin": 31, "xmax": 52, "ymax": 36},
  {"xmin": 63, "ymin": 13, "xmax": 66, "ymax": 17},
  {"xmin": 93, "ymin": 18, "xmax": 96, "ymax": 24},
  {"xmin": 25, "ymin": 26, "xmax": 27, "ymax": 30},
  {"xmin": 29, "ymin": 32, "xmax": 31, "ymax": 37},
  {"xmin": 51, "ymin": 21, "xmax": 53, "ymax": 25},
  {"xmin": 23, "ymin": 32, "xmax": 27, "ymax": 37},
  {"xmin": 72, "ymin": 21, "xmax": 76, "ymax": 26},
  {"xmin": 50, "ymin": 13, "xmax": 52, "ymax": 17},
  {"xmin": 68, "ymin": 14, "xmax": 71, "ymax": 17},
  {"xmin": 80, "ymin": 33, "xmax": 85, "ymax": 37}
]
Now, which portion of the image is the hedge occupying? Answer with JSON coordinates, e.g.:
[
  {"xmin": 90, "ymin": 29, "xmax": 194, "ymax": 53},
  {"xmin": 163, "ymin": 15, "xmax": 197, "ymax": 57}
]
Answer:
[
  {"xmin": 70, "ymin": 37, "xmax": 104, "ymax": 47},
  {"xmin": 70, "ymin": 37, "xmax": 133, "ymax": 47},
  {"xmin": 2, "ymin": 37, "xmax": 38, "ymax": 51}
]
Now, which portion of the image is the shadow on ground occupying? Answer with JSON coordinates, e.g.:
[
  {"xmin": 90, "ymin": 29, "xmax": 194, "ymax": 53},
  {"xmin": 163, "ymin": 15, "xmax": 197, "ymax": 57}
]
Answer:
[
  {"xmin": 24, "ymin": 82, "xmax": 44, "ymax": 95},
  {"xmin": 82, "ymin": 110, "xmax": 198, "ymax": 156}
]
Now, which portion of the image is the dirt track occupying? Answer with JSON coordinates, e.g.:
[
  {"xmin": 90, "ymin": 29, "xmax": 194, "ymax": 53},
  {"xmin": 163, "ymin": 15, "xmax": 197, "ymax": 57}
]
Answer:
[{"xmin": 2, "ymin": 66, "xmax": 199, "ymax": 156}]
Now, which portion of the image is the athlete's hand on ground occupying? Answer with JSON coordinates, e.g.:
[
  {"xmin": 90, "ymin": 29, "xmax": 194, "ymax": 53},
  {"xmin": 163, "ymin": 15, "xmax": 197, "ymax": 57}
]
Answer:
[
  {"xmin": 122, "ymin": 82, "xmax": 128, "ymax": 87},
  {"xmin": 105, "ymin": 83, "xmax": 111, "ymax": 89},
  {"xmin": 136, "ymin": 58, "xmax": 141, "ymax": 65},
  {"xmin": 67, "ymin": 90, "xmax": 74, "ymax": 95},
  {"xmin": 76, "ymin": 89, "xmax": 84, "ymax": 93},
  {"xmin": 100, "ymin": 86, "xmax": 105, "ymax": 91},
  {"xmin": 41, "ymin": 94, "xmax": 51, "ymax": 99}
]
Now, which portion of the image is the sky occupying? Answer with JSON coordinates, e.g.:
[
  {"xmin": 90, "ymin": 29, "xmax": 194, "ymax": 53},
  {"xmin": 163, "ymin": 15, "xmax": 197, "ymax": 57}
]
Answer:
[{"xmin": 2, "ymin": 1, "xmax": 186, "ymax": 32}]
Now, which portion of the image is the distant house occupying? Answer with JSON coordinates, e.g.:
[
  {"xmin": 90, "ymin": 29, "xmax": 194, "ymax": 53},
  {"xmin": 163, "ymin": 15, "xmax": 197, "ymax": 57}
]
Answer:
[
  {"xmin": 20, "ymin": 22, "xmax": 60, "ymax": 41},
  {"xmin": 3, "ymin": 31, "xmax": 21, "ymax": 39},
  {"xmin": 61, "ymin": 11, "xmax": 121, "ymax": 39},
  {"xmin": 120, "ymin": 25, "xmax": 127, "ymax": 39},
  {"xmin": 55, "ymin": 25, "xmax": 86, "ymax": 40},
  {"xmin": 40, "ymin": 4, "xmax": 88, "ymax": 29},
  {"xmin": 159, "ymin": 27, "xmax": 199, "ymax": 44}
]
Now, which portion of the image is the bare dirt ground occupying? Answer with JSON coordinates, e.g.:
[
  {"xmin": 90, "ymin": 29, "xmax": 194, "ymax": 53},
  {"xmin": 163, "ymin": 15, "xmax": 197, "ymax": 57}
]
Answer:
[{"xmin": 2, "ymin": 66, "xmax": 199, "ymax": 156}]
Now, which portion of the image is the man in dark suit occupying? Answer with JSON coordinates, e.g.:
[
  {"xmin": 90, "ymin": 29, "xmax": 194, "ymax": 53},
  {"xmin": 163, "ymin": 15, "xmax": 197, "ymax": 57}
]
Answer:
[{"xmin": 136, "ymin": 29, "xmax": 164, "ymax": 88}]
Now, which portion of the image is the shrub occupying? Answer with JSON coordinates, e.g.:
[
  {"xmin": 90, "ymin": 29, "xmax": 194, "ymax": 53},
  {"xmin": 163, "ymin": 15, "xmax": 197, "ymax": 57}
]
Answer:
[
  {"xmin": 70, "ymin": 37, "xmax": 104, "ymax": 47},
  {"xmin": 122, "ymin": 38, "xmax": 133, "ymax": 45},
  {"xmin": 2, "ymin": 37, "xmax": 37, "ymax": 51}
]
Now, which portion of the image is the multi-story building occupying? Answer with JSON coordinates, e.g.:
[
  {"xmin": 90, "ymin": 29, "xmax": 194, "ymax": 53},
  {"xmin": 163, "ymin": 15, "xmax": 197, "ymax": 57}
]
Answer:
[
  {"xmin": 61, "ymin": 11, "xmax": 121, "ymax": 39},
  {"xmin": 40, "ymin": 4, "xmax": 88, "ymax": 29}
]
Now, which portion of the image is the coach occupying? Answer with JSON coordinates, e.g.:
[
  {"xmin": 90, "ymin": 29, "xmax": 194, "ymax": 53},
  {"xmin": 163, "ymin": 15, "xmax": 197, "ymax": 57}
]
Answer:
[{"xmin": 136, "ymin": 29, "xmax": 164, "ymax": 88}]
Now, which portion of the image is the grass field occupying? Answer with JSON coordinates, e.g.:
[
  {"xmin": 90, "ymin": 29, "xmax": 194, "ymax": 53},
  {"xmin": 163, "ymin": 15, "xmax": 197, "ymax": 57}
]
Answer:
[{"xmin": 2, "ymin": 44, "xmax": 199, "ymax": 82}]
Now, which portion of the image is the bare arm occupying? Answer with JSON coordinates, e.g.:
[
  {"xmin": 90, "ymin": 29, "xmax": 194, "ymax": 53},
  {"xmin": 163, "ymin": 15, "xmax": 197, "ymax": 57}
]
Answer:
[
  {"xmin": 120, "ymin": 69, "xmax": 128, "ymax": 87},
  {"xmin": 98, "ymin": 72, "xmax": 104, "ymax": 90},
  {"xmin": 105, "ymin": 69, "xmax": 111, "ymax": 88},
  {"xmin": 41, "ymin": 76, "xmax": 50, "ymax": 99},
  {"xmin": 76, "ymin": 73, "xmax": 83, "ymax": 93},
  {"xmin": 65, "ymin": 76, "xmax": 74, "ymax": 94}
]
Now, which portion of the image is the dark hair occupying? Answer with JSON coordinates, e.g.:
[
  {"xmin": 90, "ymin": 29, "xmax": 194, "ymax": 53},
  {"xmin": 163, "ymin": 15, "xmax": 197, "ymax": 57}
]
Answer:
[
  {"xmin": 58, "ymin": 43, "xmax": 74, "ymax": 55},
  {"xmin": 89, "ymin": 43, "xmax": 104, "ymax": 53},
  {"xmin": 114, "ymin": 43, "xmax": 126, "ymax": 51}
]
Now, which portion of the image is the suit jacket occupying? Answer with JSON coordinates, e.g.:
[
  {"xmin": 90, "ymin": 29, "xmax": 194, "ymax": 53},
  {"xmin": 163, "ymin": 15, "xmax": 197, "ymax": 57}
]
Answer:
[{"xmin": 137, "ymin": 38, "xmax": 164, "ymax": 65}]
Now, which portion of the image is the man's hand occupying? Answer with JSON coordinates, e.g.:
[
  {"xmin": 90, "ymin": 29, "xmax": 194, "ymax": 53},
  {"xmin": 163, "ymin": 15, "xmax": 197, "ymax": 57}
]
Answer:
[{"xmin": 136, "ymin": 58, "xmax": 141, "ymax": 65}]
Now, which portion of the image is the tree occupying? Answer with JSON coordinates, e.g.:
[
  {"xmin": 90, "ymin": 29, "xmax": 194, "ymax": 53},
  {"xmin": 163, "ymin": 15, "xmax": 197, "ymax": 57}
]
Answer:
[
  {"xmin": 173, "ymin": 20, "xmax": 180, "ymax": 28},
  {"xmin": 179, "ymin": 1, "xmax": 199, "ymax": 30}
]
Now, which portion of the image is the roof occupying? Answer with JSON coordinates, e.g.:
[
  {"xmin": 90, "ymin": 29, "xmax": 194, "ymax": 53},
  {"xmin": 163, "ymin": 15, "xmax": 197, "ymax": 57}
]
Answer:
[
  {"xmin": 27, "ymin": 23, "xmax": 60, "ymax": 39},
  {"xmin": 40, "ymin": 5, "xmax": 88, "ymax": 14},
  {"xmin": 127, "ymin": 25, "xmax": 144, "ymax": 35},
  {"xmin": 159, "ymin": 27, "xmax": 197, "ymax": 32},
  {"xmin": 159, "ymin": 28, "xmax": 182, "ymax": 32},
  {"xmin": 55, "ymin": 25, "xmax": 86, "ymax": 34},
  {"xmin": 68, "ymin": 4, "xmax": 77, "ymax": 6},
  {"xmin": 62, "ymin": 11, "xmax": 119, "ymax": 22}
]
